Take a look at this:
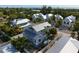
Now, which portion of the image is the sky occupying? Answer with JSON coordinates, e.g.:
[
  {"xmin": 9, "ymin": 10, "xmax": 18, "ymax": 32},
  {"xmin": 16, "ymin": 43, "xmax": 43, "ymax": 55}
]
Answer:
[
  {"xmin": 0, "ymin": 0, "xmax": 79, "ymax": 9},
  {"xmin": 0, "ymin": 5, "xmax": 79, "ymax": 9}
]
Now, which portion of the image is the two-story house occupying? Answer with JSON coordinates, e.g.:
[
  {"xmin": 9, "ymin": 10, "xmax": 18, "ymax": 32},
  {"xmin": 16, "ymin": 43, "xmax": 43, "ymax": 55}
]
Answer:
[
  {"xmin": 23, "ymin": 22, "xmax": 51, "ymax": 48},
  {"xmin": 62, "ymin": 15, "xmax": 76, "ymax": 27}
]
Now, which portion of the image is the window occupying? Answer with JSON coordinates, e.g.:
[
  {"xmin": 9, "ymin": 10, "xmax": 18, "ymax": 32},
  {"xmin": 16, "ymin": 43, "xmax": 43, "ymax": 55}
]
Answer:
[
  {"xmin": 64, "ymin": 21, "xmax": 66, "ymax": 24},
  {"xmin": 38, "ymin": 39, "xmax": 41, "ymax": 42},
  {"xmin": 67, "ymin": 22, "xmax": 69, "ymax": 24},
  {"xmin": 34, "ymin": 40, "xmax": 36, "ymax": 43}
]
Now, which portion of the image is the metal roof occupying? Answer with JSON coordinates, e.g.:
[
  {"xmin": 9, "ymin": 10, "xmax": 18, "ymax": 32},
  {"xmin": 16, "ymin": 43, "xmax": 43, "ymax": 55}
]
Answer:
[
  {"xmin": 33, "ymin": 22, "xmax": 51, "ymax": 32},
  {"xmin": 65, "ymin": 15, "xmax": 76, "ymax": 22},
  {"xmin": 12, "ymin": 18, "xmax": 30, "ymax": 25},
  {"xmin": 46, "ymin": 37, "xmax": 79, "ymax": 53},
  {"xmin": 55, "ymin": 14, "xmax": 63, "ymax": 20}
]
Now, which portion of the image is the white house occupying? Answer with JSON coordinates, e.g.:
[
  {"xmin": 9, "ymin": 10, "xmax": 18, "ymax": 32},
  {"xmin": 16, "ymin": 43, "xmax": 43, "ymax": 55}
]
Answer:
[
  {"xmin": 55, "ymin": 14, "xmax": 63, "ymax": 21},
  {"xmin": 32, "ymin": 13, "xmax": 40, "ymax": 20},
  {"xmin": 23, "ymin": 22, "xmax": 51, "ymax": 48},
  {"xmin": 32, "ymin": 13, "xmax": 47, "ymax": 21},
  {"xmin": 62, "ymin": 15, "xmax": 76, "ymax": 27},
  {"xmin": 11, "ymin": 18, "xmax": 31, "ymax": 28},
  {"xmin": 39, "ymin": 13, "xmax": 47, "ymax": 21},
  {"xmin": 46, "ymin": 37, "xmax": 79, "ymax": 53},
  {"xmin": 46, "ymin": 14, "xmax": 53, "ymax": 20},
  {"xmin": 32, "ymin": 13, "xmax": 53, "ymax": 21}
]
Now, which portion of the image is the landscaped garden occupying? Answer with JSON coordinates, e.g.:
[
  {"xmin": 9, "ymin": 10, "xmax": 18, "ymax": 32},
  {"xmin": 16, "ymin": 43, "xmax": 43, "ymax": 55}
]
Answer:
[
  {"xmin": 11, "ymin": 37, "xmax": 38, "ymax": 53},
  {"xmin": 0, "ymin": 22, "xmax": 23, "ymax": 37}
]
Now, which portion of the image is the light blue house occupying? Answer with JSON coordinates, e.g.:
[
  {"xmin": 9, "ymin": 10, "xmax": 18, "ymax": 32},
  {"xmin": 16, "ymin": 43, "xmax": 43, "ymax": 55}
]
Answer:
[{"xmin": 23, "ymin": 22, "xmax": 51, "ymax": 48}]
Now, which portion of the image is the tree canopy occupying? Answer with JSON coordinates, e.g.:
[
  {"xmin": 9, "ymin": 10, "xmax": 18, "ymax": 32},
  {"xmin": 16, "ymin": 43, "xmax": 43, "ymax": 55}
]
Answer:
[
  {"xmin": 73, "ymin": 20, "xmax": 79, "ymax": 31},
  {"xmin": 40, "ymin": 6, "xmax": 52, "ymax": 15},
  {"xmin": 11, "ymin": 37, "xmax": 27, "ymax": 51}
]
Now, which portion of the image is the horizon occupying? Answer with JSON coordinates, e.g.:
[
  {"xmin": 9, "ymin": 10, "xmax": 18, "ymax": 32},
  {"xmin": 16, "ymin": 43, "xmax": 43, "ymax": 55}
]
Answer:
[{"xmin": 0, "ymin": 5, "xmax": 79, "ymax": 9}]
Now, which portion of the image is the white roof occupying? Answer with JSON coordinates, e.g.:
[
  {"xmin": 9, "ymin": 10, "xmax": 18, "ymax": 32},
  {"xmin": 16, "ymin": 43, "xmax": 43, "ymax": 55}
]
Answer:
[
  {"xmin": 68, "ymin": 15, "xmax": 76, "ymax": 19},
  {"xmin": 55, "ymin": 14, "xmax": 63, "ymax": 20},
  {"xmin": 38, "ymin": 13, "xmax": 47, "ymax": 20},
  {"xmin": 13, "ymin": 18, "xmax": 30, "ymax": 25},
  {"xmin": 48, "ymin": 14, "xmax": 53, "ymax": 17},
  {"xmin": 33, "ymin": 22, "xmax": 51, "ymax": 32},
  {"xmin": 39, "ymin": 13, "xmax": 47, "ymax": 19},
  {"xmin": 60, "ymin": 38, "xmax": 78, "ymax": 53},
  {"xmin": 71, "ymin": 38, "xmax": 79, "ymax": 49},
  {"xmin": 33, "ymin": 14, "xmax": 39, "ymax": 17},
  {"xmin": 65, "ymin": 15, "xmax": 76, "ymax": 22},
  {"xmin": 42, "ymin": 15, "xmax": 47, "ymax": 19},
  {"xmin": 33, "ymin": 13, "xmax": 53, "ymax": 20},
  {"xmin": 33, "ymin": 13, "xmax": 45, "ymax": 19},
  {"xmin": 20, "ymin": 23, "xmax": 31, "ymax": 28},
  {"xmin": 46, "ymin": 37, "xmax": 79, "ymax": 53},
  {"xmin": 67, "ymin": 18, "xmax": 72, "ymax": 22}
]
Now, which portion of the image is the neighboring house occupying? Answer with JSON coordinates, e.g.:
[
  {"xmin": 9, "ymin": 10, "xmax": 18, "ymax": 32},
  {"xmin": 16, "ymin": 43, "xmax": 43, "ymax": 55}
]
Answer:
[
  {"xmin": 32, "ymin": 13, "xmax": 47, "ymax": 21},
  {"xmin": 32, "ymin": 13, "xmax": 40, "ymax": 20},
  {"xmin": 0, "ymin": 43, "xmax": 19, "ymax": 53},
  {"xmin": 23, "ymin": 22, "xmax": 51, "ymax": 48},
  {"xmin": 62, "ymin": 15, "xmax": 76, "ymax": 27},
  {"xmin": 11, "ymin": 18, "xmax": 31, "ymax": 28},
  {"xmin": 55, "ymin": 14, "xmax": 63, "ymax": 21},
  {"xmin": 32, "ymin": 13, "xmax": 53, "ymax": 22},
  {"xmin": 46, "ymin": 37, "xmax": 79, "ymax": 53},
  {"xmin": 39, "ymin": 13, "xmax": 47, "ymax": 21},
  {"xmin": 46, "ymin": 14, "xmax": 53, "ymax": 20}
]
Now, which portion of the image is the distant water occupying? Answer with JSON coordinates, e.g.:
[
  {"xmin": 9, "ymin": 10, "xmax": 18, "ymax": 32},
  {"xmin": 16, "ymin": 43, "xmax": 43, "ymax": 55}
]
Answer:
[
  {"xmin": 0, "ymin": 5, "xmax": 42, "ymax": 8},
  {"xmin": 0, "ymin": 5, "xmax": 79, "ymax": 9}
]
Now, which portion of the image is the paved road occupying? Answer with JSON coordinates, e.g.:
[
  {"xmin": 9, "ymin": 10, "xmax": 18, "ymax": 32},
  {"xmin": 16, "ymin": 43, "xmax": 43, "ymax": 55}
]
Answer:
[{"xmin": 46, "ymin": 32, "xmax": 70, "ymax": 53}]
